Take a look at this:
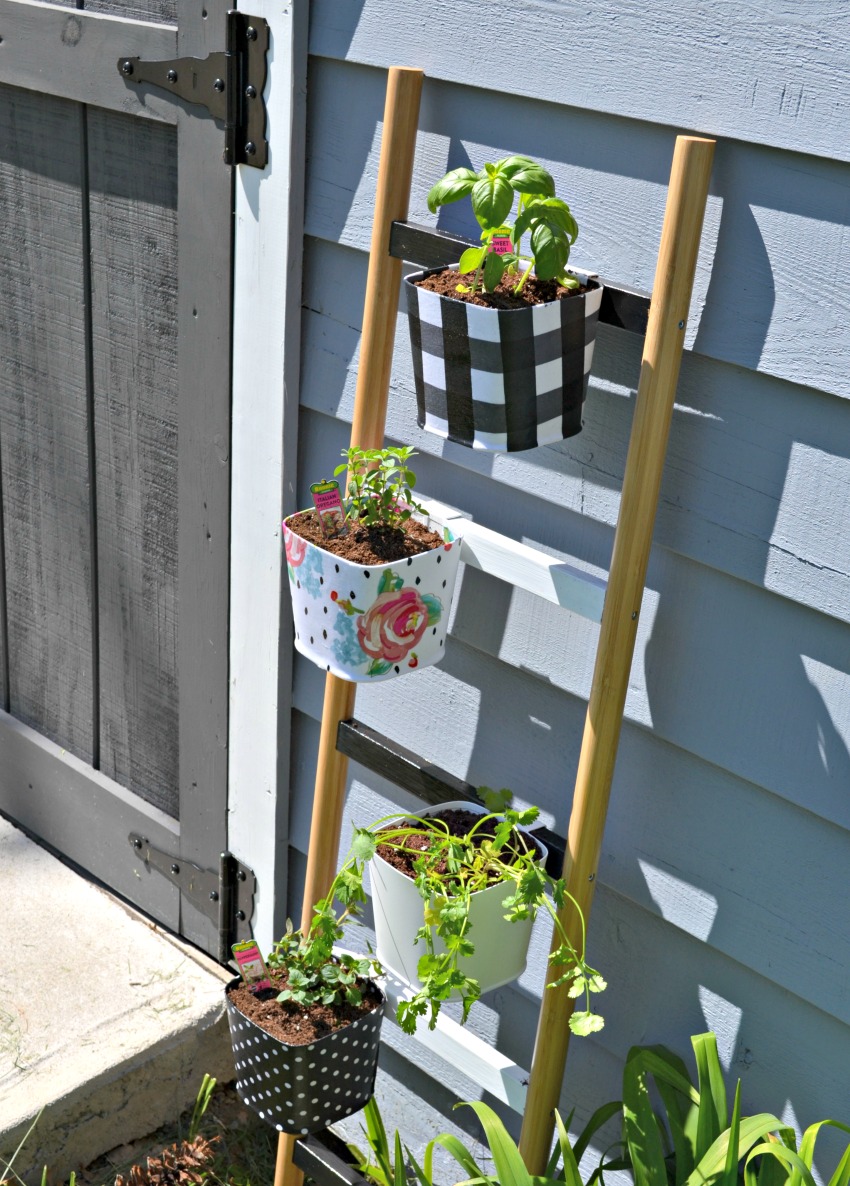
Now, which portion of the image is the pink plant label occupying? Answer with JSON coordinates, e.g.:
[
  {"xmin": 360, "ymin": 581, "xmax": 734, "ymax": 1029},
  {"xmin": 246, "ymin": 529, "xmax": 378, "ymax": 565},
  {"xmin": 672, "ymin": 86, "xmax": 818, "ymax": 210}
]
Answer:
[
  {"xmin": 490, "ymin": 235, "xmax": 512, "ymax": 255},
  {"xmin": 310, "ymin": 479, "xmax": 348, "ymax": 539},
  {"xmin": 232, "ymin": 940, "xmax": 272, "ymax": 991}
]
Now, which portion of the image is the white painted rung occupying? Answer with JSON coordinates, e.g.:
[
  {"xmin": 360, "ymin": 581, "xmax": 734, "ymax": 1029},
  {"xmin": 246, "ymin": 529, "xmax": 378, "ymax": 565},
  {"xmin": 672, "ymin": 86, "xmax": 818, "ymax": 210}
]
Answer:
[
  {"xmin": 419, "ymin": 496, "xmax": 607, "ymax": 623},
  {"xmin": 380, "ymin": 968, "xmax": 529, "ymax": 1114}
]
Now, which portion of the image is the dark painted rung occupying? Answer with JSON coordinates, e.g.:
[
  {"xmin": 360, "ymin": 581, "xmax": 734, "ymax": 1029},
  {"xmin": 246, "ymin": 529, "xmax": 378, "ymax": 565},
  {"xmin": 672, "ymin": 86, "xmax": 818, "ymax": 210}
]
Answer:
[
  {"xmin": 293, "ymin": 1132, "xmax": 370, "ymax": 1186},
  {"xmin": 389, "ymin": 220, "xmax": 650, "ymax": 336},
  {"xmin": 336, "ymin": 719, "xmax": 566, "ymax": 876}
]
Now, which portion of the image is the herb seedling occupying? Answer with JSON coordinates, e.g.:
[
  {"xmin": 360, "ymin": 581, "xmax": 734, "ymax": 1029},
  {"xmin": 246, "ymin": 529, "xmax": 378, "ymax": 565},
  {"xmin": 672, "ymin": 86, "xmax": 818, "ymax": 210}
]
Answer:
[
  {"xmin": 355, "ymin": 789, "xmax": 606, "ymax": 1036},
  {"xmin": 426, "ymin": 154, "xmax": 580, "ymax": 296},
  {"xmin": 266, "ymin": 852, "xmax": 380, "ymax": 1012},
  {"xmin": 335, "ymin": 446, "xmax": 425, "ymax": 532}
]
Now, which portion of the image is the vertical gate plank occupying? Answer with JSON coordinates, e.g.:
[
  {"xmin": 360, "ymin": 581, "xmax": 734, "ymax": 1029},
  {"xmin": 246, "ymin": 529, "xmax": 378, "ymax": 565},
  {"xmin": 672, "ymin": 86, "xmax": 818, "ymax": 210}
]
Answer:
[
  {"xmin": 0, "ymin": 84, "xmax": 94, "ymax": 762},
  {"xmin": 88, "ymin": 109, "xmax": 180, "ymax": 817}
]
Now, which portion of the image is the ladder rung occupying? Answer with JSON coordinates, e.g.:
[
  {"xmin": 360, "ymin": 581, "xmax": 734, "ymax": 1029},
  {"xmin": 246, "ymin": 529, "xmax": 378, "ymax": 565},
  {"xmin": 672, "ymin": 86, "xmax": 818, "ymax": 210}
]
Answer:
[
  {"xmin": 420, "ymin": 497, "xmax": 607, "ymax": 623},
  {"xmin": 382, "ymin": 968, "xmax": 530, "ymax": 1113},
  {"xmin": 335, "ymin": 719, "xmax": 566, "ymax": 876}
]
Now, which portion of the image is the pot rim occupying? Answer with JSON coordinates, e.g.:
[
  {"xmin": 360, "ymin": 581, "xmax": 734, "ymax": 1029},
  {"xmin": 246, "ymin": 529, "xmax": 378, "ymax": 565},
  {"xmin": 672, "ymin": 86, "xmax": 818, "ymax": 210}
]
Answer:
[
  {"xmin": 371, "ymin": 797, "xmax": 549, "ymax": 895},
  {"xmin": 283, "ymin": 506, "xmax": 460, "ymax": 573},
  {"xmin": 404, "ymin": 261, "xmax": 603, "ymax": 306},
  {"xmin": 225, "ymin": 969, "xmax": 385, "ymax": 1049}
]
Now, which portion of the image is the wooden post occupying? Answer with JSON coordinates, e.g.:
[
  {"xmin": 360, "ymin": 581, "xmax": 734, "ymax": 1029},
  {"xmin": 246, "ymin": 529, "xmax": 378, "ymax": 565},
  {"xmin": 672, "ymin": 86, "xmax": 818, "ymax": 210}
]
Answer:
[
  {"xmin": 274, "ymin": 65, "xmax": 424, "ymax": 1186},
  {"xmin": 518, "ymin": 135, "xmax": 716, "ymax": 1173}
]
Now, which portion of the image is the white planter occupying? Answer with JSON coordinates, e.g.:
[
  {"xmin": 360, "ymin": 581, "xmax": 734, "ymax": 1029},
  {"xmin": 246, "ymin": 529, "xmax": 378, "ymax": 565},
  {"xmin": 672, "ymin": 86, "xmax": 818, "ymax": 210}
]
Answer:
[
  {"xmin": 283, "ymin": 508, "xmax": 462, "ymax": 683},
  {"xmin": 370, "ymin": 800, "xmax": 548, "ymax": 995}
]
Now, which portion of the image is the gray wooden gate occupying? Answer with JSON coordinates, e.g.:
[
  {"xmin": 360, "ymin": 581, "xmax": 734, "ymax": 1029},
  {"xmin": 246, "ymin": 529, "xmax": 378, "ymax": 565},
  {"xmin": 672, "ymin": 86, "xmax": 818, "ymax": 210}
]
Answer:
[{"xmin": 0, "ymin": 0, "xmax": 234, "ymax": 955}]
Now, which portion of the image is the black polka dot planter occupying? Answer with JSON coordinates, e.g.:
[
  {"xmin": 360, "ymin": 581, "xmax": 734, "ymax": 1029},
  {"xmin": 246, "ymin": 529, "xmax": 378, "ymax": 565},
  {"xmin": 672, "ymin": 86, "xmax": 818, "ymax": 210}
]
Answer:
[
  {"xmin": 283, "ymin": 509, "xmax": 462, "ymax": 682},
  {"xmin": 225, "ymin": 976, "xmax": 385, "ymax": 1135}
]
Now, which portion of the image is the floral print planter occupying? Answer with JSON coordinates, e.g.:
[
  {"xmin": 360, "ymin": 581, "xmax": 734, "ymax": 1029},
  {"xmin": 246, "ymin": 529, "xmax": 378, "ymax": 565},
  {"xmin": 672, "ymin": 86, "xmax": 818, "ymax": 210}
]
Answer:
[
  {"xmin": 225, "ymin": 975, "xmax": 385, "ymax": 1135},
  {"xmin": 283, "ymin": 511, "xmax": 462, "ymax": 682}
]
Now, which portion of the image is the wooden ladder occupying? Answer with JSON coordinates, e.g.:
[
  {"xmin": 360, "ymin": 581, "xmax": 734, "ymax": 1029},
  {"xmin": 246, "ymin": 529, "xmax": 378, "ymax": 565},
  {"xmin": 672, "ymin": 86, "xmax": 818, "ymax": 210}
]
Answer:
[{"xmin": 277, "ymin": 64, "xmax": 715, "ymax": 1186}]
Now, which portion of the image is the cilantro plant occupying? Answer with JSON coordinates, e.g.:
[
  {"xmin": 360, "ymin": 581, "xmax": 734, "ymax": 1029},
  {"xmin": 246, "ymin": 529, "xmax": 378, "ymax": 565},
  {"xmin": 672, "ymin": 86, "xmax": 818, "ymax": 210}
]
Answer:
[
  {"xmin": 334, "ymin": 446, "xmax": 425, "ymax": 532},
  {"xmin": 426, "ymin": 154, "xmax": 580, "ymax": 296},
  {"xmin": 266, "ymin": 853, "xmax": 380, "ymax": 1012},
  {"xmin": 354, "ymin": 789, "xmax": 606, "ymax": 1037}
]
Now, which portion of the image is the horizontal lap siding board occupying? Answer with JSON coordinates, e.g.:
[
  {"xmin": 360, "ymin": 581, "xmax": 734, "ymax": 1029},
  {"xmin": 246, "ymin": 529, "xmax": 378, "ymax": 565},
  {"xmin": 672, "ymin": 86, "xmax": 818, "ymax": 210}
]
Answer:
[
  {"xmin": 304, "ymin": 56, "xmax": 850, "ymax": 401},
  {"xmin": 0, "ymin": 85, "xmax": 94, "ymax": 762},
  {"xmin": 88, "ymin": 109, "xmax": 179, "ymax": 816},
  {"xmin": 309, "ymin": 0, "xmax": 850, "ymax": 165}
]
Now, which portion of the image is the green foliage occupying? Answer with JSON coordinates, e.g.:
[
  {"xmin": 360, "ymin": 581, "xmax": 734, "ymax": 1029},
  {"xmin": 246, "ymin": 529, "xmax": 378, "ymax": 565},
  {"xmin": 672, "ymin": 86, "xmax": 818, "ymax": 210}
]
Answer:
[
  {"xmin": 334, "ymin": 446, "xmax": 425, "ymax": 533},
  {"xmin": 613, "ymin": 1032, "xmax": 850, "ymax": 1186},
  {"xmin": 265, "ymin": 854, "xmax": 380, "ymax": 1013},
  {"xmin": 189, "ymin": 1073, "xmax": 217, "ymax": 1142},
  {"xmin": 364, "ymin": 795, "xmax": 605, "ymax": 1037},
  {"xmin": 417, "ymin": 1099, "xmax": 621, "ymax": 1186},
  {"xmin": 426, "ymin": 155, "xmax": 580, "ymax": 295}
]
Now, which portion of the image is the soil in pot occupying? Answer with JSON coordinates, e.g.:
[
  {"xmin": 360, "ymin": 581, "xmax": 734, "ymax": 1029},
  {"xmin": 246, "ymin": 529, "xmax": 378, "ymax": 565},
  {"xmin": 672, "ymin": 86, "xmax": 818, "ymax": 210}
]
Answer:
[
  {"xmin": 413, "ymin": 267, "xmax": 592, "ymax": 310},
  {"xmin": 226, "ymin": 965, "xmax": 382, "ymax": 1045},
  {"xmin": 376, "ymin": 806, "xmax": 541, "ymax": 882},
  {"xmin": 287, "ymin": 509, "xmax": 443, "ymax": 566}
]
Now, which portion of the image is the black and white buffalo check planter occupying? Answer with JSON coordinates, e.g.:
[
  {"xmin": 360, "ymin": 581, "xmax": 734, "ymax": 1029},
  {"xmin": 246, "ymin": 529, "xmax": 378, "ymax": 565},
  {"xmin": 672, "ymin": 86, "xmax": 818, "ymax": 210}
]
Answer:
[
  {"xmin": 225, "ymin": 977, "xmax": 385, "ymax": 1134},
  {"xmin": 404, "ymin": 265, "xmax": 603, "ymax": 452}
]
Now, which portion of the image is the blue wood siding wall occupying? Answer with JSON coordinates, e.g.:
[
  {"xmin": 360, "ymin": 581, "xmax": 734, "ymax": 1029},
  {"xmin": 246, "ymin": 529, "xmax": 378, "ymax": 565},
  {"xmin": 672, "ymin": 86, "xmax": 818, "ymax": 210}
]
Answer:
[{"xmin": 287, "ymin": 0, "xmax": 850, "ymax": 1158}]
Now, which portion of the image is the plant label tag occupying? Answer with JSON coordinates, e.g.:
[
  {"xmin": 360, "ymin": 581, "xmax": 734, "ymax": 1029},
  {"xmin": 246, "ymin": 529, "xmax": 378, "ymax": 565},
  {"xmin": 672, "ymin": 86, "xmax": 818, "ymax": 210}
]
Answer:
[
  {"xmin": 231, "ymin": 940, "xmax": 272, "ymax": 990},
  {"xmin": 310, "ymin": 479, "xmax": 348, "ymax": 538},
  {"xmin": 490, "ymin": 235, "xmax": 512, "ymax": 255}
]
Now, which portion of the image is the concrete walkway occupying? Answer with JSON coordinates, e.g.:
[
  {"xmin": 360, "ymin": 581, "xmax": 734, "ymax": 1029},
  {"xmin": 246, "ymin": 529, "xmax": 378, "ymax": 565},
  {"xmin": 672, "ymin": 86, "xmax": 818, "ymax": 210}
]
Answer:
[{"xmin": 0, "ymin": 816, "xmax": 235, "ymax": 1183}]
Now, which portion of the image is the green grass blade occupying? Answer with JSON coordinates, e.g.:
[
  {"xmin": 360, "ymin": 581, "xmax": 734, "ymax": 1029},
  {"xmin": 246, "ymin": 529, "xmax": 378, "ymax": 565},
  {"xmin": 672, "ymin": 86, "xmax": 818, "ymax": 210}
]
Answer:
[
  {"xmin": 552, "ymin": 1109, "xmax": 583, "ymax": 1186},
  {"xmin": 429, "ymin": 1132, "xmax": 488, "ymax": 1183},
  {"xmin": 683, "ymin": 1114, "xmax": 788, "ymax": 1186},
  {"xmin": 745, "ymin": 1142, "xmax": 817, "ymax": 1186},
  {"xmin": 719, "ymin": 1082, "xmax": 742, "ymax": 1186},
  {"xmin": 692, "ymin": 1033, "xmax": 728, "ymax": 1160},
  {"xmin": 797, "ymin": 1121, "xmax": 850, "ymax": 1186},
  {"xmin": 393, "ymin": 1131, "xmax": 407, "ymax": 1186},
  {"xmin": 457, "ymin": 1102, "xmax": 532, "ymax": 1186},
  {"xmin": 573, "ymin": 1101, "xmax": 624, "ymax": 1165},
  {"xmin": 622, "ymin": 1053, "xmax": 669, "ymax": 1186}
]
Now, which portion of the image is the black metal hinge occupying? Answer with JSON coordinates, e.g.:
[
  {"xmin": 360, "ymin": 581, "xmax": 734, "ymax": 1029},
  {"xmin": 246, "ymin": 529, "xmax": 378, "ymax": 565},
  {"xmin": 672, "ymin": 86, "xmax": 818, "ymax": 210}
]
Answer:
[
  {"xmin": 129, "ymin": 833, "xmax": 256, "ymax": 962},
  {"xmin": 117, "ymin": 10, "xmax": 268, "ymax": 168}
]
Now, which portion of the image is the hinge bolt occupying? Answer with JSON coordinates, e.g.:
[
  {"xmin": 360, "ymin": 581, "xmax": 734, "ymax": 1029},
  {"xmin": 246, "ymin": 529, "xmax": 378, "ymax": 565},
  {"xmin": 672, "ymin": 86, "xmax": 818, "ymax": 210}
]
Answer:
[
  {"xmin": 171, "ymin": 862, "xmax": 180, "ymax": 874},
  {"xmin": 121, "ymin": 60, "xmax": 134, "ymax": 76},
  {"xmin": 167, "ymin": 68, "xmax": 178, "ymax": 83},
  {"xmin": 245, "ymin": 142, "xmax": 257, "ymax": 156},
  {"xmin": 213, "ymin": 78, "xmax": 225, "ymax": 92},
  {"xmin": 236, "ymin": 910, "xmax": 246, "ymax": 922},
  {"xmin": 246, "ymin": 24, "xmax": 257, "ymax": 39},
  {"xmin": 245, "ymin": 84, "xmax": 257, "ymax": 99},
  {"xmin": 210, "ymin": 890, "xmax": 219, "ymax": 902},
  {"xmin": 133, "ymin": 836, "xmax": 143, "ymax": 849}
]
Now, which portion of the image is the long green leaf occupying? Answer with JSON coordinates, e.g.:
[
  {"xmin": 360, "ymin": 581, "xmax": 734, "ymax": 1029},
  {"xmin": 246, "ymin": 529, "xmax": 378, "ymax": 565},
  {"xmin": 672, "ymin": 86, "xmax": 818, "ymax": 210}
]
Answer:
[
  {"xmin": 457, "ymin": 1102, "xmax": 532, "ymax": 1186},
  {"xmin": 622, "ymin": 1052, "xmax": 669, "ymax": 1186},
  {"xmin": 406, "ymin": 1145, "xmax": 434, "ymax": 1186},
  {"xmin": 573, "ymin": 1101, "xmax": 624, "ymax": 1164},
  {"xmin": 394, "ymin": 1131, "xmax": 407, "ymax": 1186},
  {"xmin": 795, "ymin": 1120, "xmax": 850, "ymax": 1186},
  {"xmin": 719, "ymin": 1082, "xmax": 742, "ymax": 1186},
  {"xmin": 428, "ymin": 1132, "xmax": 488, "ymax": 1183},
  {"xmin": 744, "ymin": 1142, "xmax": 817, "ymax": 1186},
  {"xmin": 553, "ymin": 1109, "xmax": 583, "ymax": 1186},
  {"xmin": 683, "ymin": 1114, "xmax": 788, "ymax": 1186},
  {"xmin": 692, "ymin": 1033, "xmax": 728, "ymax": 1160}
]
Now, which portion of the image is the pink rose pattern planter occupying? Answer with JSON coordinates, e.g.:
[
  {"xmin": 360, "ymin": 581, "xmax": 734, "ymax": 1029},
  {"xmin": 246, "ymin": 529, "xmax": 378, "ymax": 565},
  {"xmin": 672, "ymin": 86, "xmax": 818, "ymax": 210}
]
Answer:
[{"xmin": 283, "ymin": 514, "xmax": 462, "ymax": 682}]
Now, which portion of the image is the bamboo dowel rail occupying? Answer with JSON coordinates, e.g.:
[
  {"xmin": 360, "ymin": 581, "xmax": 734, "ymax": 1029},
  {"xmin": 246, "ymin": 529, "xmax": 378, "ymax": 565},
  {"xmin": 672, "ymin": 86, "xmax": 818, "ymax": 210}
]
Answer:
[
  {"xmin": 517, "ymin": 134, "xmax": 716, "ymax": 1172},
  {"xmin": 273, "ymin": 65, "xmax": 424, "ymax": 1186}
]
